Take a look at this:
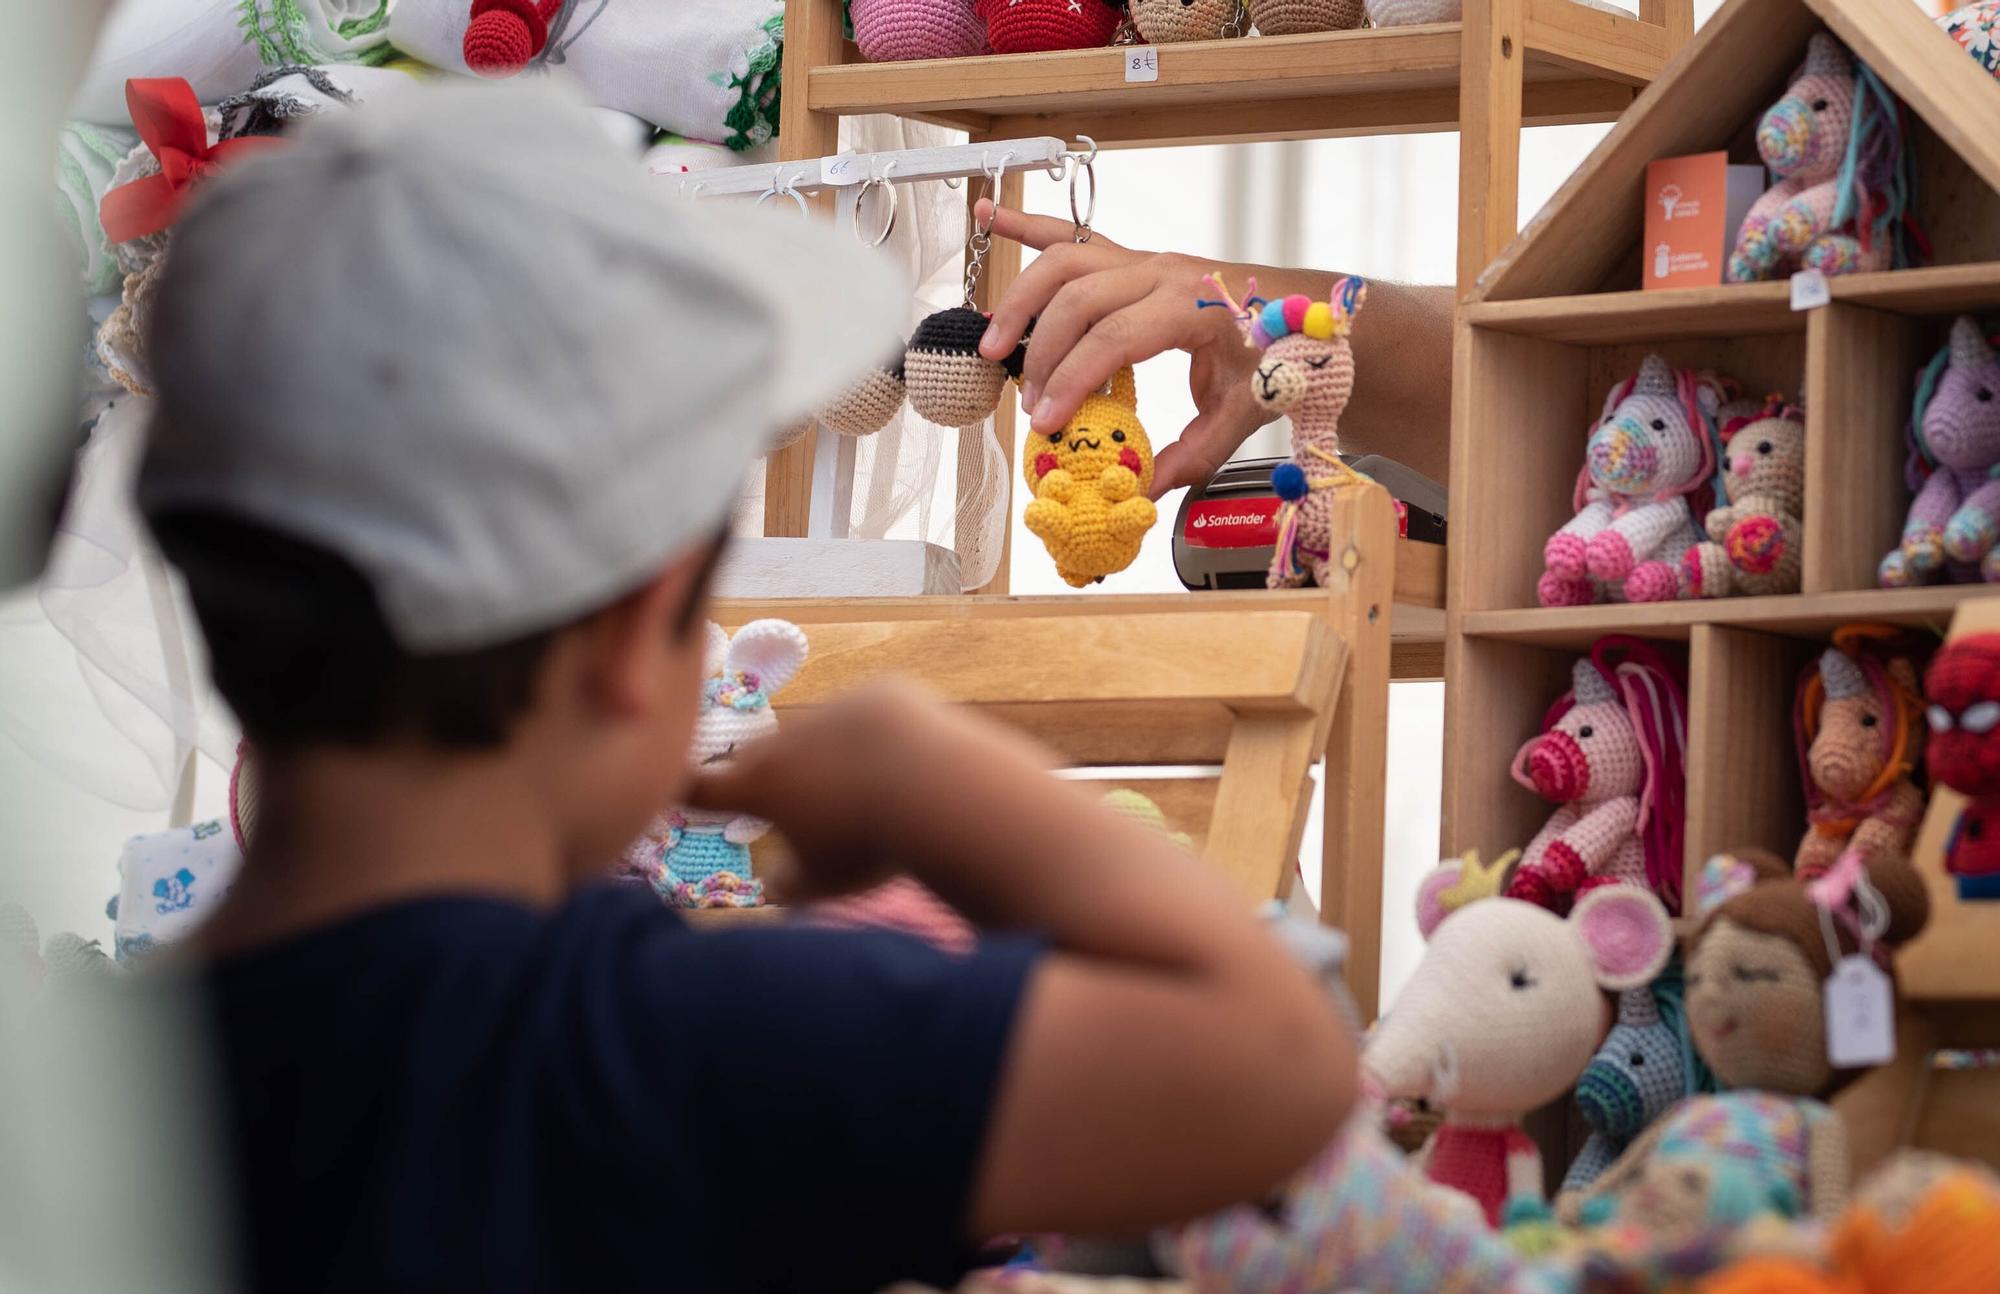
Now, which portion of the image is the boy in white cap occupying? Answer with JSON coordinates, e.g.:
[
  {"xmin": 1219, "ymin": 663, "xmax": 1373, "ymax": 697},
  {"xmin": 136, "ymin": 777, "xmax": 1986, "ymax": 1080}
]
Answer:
[{"xmin": 138, "ymin": 80, "xmax": 1356, "ymax": 1293}]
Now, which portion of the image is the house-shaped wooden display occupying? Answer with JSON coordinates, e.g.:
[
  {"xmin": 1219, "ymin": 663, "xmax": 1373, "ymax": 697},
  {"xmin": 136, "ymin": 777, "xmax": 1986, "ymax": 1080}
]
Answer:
[
  {"xmin": 1442, "ymin": 0, "xmax": 2000, "ymax": 1181},
  {"xmin": 1442, "ymin": 0, "xmax": 2000, "ymax": 921}
]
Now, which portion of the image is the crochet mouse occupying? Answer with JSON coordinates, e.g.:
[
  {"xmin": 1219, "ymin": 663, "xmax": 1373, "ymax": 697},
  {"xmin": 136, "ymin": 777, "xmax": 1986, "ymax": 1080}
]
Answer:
[
  {"xmin": 621, "ymin": 619, "xmax": 808, "ymax": 909},
  {"xmin": 1022, "ymin": 364, "xmax": 1157, "ymax": 587}
]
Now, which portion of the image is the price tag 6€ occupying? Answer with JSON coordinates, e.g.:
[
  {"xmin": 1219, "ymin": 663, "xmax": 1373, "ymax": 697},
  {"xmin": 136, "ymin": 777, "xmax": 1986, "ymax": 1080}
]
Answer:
[
  {"xmin": 1125, "ymin": 47, "xmax": 1159, "ymax": 83},
  {"xmin": 1825, "ymin": 955, "xmax": 1895, "ymax": 1069}
]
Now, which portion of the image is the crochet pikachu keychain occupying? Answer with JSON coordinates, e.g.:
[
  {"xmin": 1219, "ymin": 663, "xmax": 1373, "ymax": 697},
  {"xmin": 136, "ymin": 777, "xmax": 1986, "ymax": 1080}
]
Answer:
[{"xmin": 1023, "ymin": 365, "xmax": 1158, "ymax": 587}]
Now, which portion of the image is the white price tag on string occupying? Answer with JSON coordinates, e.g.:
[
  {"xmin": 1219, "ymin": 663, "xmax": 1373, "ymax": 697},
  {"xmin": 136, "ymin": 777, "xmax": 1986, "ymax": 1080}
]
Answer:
[
  {"xmin": 1825, "ymin": 955, "xmax": 1896, "ymax": 1068},
  {"xmin": 818, "ymin": 155, "xmax": 866, "ymax": 187},
  {"xmin": 1125, "ymin": 46, "xmax": 1160, "ymax": 83},
  {"xmin": 1790, "ymin": 268, "xmax": 1831, "ymax": 311}
]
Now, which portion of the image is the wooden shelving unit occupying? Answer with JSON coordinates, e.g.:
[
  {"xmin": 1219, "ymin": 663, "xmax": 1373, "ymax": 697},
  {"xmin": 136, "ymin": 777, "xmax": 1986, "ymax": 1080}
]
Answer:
[
  {"xmin": 733, "ymin": 0, "xmax": 1690, "ymax": 1009},
  {"xmin": 1442, "ymin": 0, "xmax": 2000, "ymax": 914}
]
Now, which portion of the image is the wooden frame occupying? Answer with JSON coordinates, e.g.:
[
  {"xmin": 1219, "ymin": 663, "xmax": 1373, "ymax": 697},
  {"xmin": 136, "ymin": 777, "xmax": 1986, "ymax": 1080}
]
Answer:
[
  {"xmin": 719, "ymin": 484, "xmax": 1407, "ymax": 1016},
  {"xmin": 1442, "ymin": 0, "xmax": 2000, "ymax": 917}
]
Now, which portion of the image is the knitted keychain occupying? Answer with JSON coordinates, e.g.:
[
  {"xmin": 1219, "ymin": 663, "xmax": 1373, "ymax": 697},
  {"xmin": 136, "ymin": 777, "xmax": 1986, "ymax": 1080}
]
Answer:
[
  {"xmin": 1022, "ymin": 365, "xmax": 1158, "ymax": 587},
  {"xmin": 1247, "ymin": 0, "xmax": 1366, "ymax": 35},
  {"xmin": 852, "ymin": 0, "xmax": 989, "ymax": 60},
  {"xmin": 977, "ymin": 0, "xmax": 1126, "ymax": 54},
  {"xmin": 462, "ymin": 0, "xmax": 609, "ymax": 76},
  {"xmin": 1129, "ymin": 0, "xmax": 1246, "ymax": 43},
  {"xmin": 904, "ymin": 173, "xmax": 1028, "ymax": 428},
  {"xmin": 816, "ymin": 338, "xmax": 908, "ymax": 437}
]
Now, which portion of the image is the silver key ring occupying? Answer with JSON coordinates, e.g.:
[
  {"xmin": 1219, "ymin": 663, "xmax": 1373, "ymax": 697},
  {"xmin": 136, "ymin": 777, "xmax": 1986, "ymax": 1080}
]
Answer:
[
  {"xmin": 755, "ymin": 167, "xmax": 813, "ymax": 217},
  {"xmin": 852, "ymin": 160, "xmax": 898, "ymax": 248},
  {"xmin": 1069, "ymin": 135, "xmax": 1098, "ymax": 244}
]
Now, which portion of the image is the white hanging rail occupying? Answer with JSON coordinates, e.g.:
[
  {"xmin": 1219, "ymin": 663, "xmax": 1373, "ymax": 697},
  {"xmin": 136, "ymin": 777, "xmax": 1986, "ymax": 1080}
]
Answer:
[{"xmin": 664, "ymin": 136, "xmax": 1078, "ymax": 200}]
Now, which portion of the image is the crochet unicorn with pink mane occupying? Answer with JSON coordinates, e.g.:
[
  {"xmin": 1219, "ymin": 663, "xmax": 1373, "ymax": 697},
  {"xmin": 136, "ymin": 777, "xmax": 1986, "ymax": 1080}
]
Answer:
[
  {"xmin": 1880, "ymin": 317, "xmax": 2000, "ymax": 586},
  {"xmin": 1504, "ymin": 638, "xmax": 1691, "ymax": 918},
  {"xmin": 1726, "ymin": 33, "xmax": 1922, "ymax": 284},
  {"xmin": 1539, "ymin": 355, "xmax": 1727, "ymax": 607},
  {"xmin": 1198, "ymin": 273, "xmax": 1368, "ymax": 590}
]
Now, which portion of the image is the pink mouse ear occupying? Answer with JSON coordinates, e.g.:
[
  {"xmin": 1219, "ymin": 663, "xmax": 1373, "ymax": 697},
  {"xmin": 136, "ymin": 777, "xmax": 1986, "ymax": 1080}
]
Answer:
[
  {"xmin": 1570, "ymin": 884, "xmax": 1672, "ymax": 991},
  {"xmin": 1414, "ymin": 862, "xmax": 1462, "ymax": 940}
]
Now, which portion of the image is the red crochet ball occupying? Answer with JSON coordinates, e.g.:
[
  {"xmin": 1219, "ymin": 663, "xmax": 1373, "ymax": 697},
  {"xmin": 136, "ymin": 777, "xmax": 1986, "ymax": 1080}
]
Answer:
[
  {"xmin": 463, "ymin": 0, "xmax": 555, "ymax": 77},
  {"xmin": 1927, "ymin": 634, "xmax": 2000, "ymax": 796},
  {"xmin": 976, "ymin": 0, "xmax": 1123, "ymax": 54}
]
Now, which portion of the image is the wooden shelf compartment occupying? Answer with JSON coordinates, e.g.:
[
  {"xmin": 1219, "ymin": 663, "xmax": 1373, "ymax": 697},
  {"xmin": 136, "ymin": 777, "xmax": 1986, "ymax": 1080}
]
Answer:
[
  {"xmin": 1440, "ymin": 633, "xmax": 1691, "ymax": 893},
  {"xmin": 807, "ymin": 2, "xmax": 1671, "ymax": 146},
  {"xmin": 1477, "ymin": 0, "xmax": 2000, "ymax": 302},
  {"xmin": 1449, "ymin": 318, "xmax": 1809, "ymax": 615}
]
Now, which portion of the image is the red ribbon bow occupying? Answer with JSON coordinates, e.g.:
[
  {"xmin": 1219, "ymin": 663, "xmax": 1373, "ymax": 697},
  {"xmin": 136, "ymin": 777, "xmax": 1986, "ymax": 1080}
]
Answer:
[{"xmin": 98, "ymin": 78, "xmax": 284, "ymax": 245}]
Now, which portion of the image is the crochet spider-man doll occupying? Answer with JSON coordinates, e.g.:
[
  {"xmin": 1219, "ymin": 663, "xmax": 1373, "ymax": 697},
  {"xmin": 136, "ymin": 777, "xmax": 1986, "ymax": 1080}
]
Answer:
[
  {"xmin": 977, "ymin": 0, "xmax": 1125, "ymax": 53},
  {"xmin": 1926, "ymin": 633, "xmax": 2000, "ymax": 899}
]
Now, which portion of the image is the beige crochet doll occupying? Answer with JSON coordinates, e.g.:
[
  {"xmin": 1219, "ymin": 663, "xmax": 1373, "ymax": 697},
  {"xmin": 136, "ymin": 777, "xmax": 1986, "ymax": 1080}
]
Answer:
[{"xmin": 1685, "ymin": 400, "xmax": 1806, "ymax": 598}]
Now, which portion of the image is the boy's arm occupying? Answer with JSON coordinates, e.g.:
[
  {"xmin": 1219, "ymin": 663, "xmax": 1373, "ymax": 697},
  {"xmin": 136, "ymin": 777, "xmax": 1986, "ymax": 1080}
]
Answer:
[{"xmin": 691, "ymin": 686, "xmax": 1357, "ymax": 1237}]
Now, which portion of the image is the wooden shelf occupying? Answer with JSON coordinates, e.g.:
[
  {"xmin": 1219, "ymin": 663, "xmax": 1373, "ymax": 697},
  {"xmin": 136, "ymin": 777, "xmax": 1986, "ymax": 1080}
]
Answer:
[
  {"xmin": 1459, "ymin": 586, "xmax": 2000, "ymax": 649},
  {"xmin": 807, "ymin": 15, "xmax": 1656, "ymax": 146},
  {"xmin": 1464, "ymin": 263, "xmax": 2000, "ymax": 344}
]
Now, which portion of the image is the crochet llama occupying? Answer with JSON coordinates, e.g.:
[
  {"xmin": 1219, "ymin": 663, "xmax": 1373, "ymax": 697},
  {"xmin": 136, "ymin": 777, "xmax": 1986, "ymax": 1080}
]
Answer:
[
  {"xmin": 621, "ymin": 619, "xmax": 808, "ymax": 909},
  {"xmin": 1795, "ymin": 636, "xmax": 1925, "ymax": 881},
  {"xmin": 1505, "ymin": 639, "xmax": 1691, "ymax": 918},
  {"xmin": 1199, "ymin": 274, "xmax": 1368, "ymax": 589},
  {"xmin": 1684, "ymin": 399, "xmax": 1806, "ymax": 598},
  {"xmin": 1880, "ymin": 318, "xmax": 2000, "ymax": 586},
  {"xmin": 1022, "ymin": 364, "xmax": 1158, "ymax": 587},
  {"xmin": 1539, "ymin": 354, "xmax": 1725, "ymax": 607},
  {"xmin": 1726, "ymin": 33, "xmax": 1919, "ymax": 283},
  {"xmin": 1364, "ymin": 876, "xmax": 1675, "ymax": 1227}
]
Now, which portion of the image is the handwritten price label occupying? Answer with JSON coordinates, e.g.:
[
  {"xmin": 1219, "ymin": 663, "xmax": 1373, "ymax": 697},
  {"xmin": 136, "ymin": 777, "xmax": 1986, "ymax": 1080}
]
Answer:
[{"xmin": 1125, "ymin": 46, "xmax": 1160, "ymax": 83}]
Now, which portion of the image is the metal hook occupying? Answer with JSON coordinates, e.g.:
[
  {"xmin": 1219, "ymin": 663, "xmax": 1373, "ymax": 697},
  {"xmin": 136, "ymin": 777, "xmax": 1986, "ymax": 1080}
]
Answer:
[{"xmin": 853, "ymin": 159, "xmax": 898, "ymax": 248}]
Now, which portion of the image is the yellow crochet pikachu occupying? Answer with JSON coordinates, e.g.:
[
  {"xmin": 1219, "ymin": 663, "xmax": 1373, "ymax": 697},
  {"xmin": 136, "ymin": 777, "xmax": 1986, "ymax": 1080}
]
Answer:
[{"xmin": 1022, "ymin": 365, "xmax": 1157, "ymax": 588}]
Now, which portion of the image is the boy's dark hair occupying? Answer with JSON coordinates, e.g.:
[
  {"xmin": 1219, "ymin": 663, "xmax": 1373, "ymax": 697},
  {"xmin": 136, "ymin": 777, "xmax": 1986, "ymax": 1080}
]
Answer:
[{"xmin": 151, "ymin": 511, "xmax": 727, "ymax": 751}]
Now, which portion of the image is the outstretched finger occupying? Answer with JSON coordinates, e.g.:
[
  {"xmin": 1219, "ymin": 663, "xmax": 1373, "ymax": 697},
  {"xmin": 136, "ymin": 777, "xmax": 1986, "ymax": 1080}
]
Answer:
[
  {"xmin": 1151, "ymin": 401, "xmax": 1264, "ymax": 498},
  {"xmin": 1029, "ymin": 302, "xmax": 1187, "ymax": 434},
  {"xmin": 1017, "ymin": 264, "xmax": 1162, "ymax": 404},
  {"xmin": 975, "ymin": 199, "xmax": 1127, "ymax": 257}
]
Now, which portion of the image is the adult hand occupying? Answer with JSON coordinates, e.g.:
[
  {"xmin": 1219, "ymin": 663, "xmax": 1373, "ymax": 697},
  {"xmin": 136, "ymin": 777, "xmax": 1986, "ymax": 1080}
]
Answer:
[{"xmin": 974, "ymin": 199, "xmax": 1272, "ymax": 499}]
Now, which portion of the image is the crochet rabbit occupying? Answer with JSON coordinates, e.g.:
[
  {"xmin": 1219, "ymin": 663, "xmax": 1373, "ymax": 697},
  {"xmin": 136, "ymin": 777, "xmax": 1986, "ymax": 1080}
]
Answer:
[
  {"xmin": 621, "ymin": 619, "xmax": 808, "ymax": 909},
  {"xmin": 1539, "ymin": 355, "xmax": 1725, "ymax": 607},
  {"xmin": 1022, "ymin": 364, "xmax": 1157, "ymax": 587},
  {"xmin": 1726, "ymin": 34, "xmax": 1916, "ymax": 284},
  {"xmin": 1684, "ymin": 401, "xmax": 1806, "ymax": 599},
  {"xmin": 1880, "ymin": 318, "xmax": 2000, "ymax": 586},
  {"xmin": 1565, "ymin": 848, "xmax": 1931, "ymax": 1230},
  {"xmin": 1504, "ymin": 643, "xmax": 1690, "ymax": 918},
  {"xmin": 1795, "ymin": 639, "xmax": 1925, "ymax": 882},
  {"xmin": 1364, "ymin": 877, "xmax": 1675, "ymax": 1227}
]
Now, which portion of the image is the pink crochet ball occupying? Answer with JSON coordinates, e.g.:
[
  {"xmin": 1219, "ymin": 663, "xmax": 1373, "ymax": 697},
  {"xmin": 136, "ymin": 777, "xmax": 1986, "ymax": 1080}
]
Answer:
[
  {"xmin": 976, "ymin": 0, "xmax": 1124, "ymax": 54},
  {"xmin": 853, "ymin": 0, "xmax": 988, "ymax": 60}
]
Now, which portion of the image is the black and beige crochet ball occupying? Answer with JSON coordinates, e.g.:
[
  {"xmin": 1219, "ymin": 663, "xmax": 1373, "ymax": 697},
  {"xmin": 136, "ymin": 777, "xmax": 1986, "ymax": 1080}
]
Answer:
[{"xmin": 908, "ymin": 306, "xmax": 1026, "ymax": 378}]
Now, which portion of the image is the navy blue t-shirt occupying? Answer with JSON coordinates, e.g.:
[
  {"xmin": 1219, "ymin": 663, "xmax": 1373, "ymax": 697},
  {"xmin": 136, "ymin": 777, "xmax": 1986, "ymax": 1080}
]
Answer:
[{"xmin": 202, "ymin": 883, "xmax": 1040, "ymax": 1293}]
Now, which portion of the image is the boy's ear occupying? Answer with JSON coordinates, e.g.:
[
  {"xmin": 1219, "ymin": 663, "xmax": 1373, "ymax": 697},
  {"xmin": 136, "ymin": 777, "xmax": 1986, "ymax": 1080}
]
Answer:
[{"xmin": 725, "ymin": 619, "xmax": 809, "ymax": 694}]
